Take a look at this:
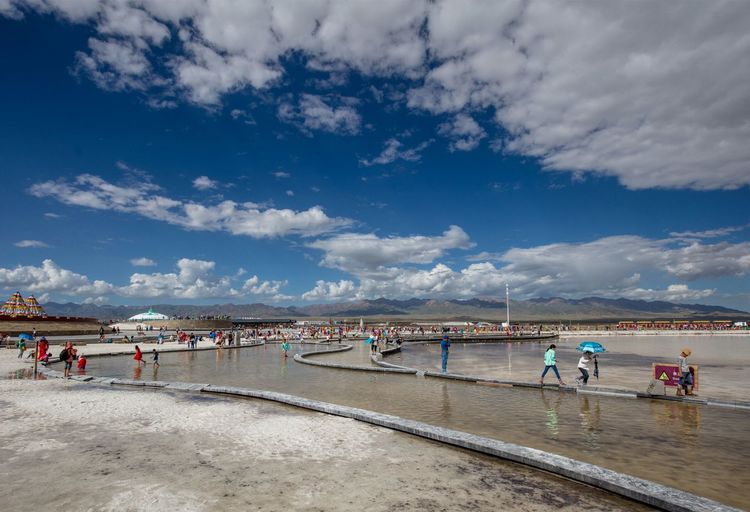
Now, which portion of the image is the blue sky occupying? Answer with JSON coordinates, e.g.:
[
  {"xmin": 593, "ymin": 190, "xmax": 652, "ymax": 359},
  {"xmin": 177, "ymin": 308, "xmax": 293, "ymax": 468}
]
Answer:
[{"xmin": 1, "ymin": 2, "xmax": 748, "ymax": 309}]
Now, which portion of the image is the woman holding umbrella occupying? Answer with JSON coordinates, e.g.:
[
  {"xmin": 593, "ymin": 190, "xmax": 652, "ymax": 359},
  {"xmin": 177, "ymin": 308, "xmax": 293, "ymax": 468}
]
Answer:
[
  {"xmin": 576, "ymin": 350, "xmax": 595, "ymax": 385},
  {"xmin": 576, "ymin": 341, "xmax": 605, "ymax": 385}
]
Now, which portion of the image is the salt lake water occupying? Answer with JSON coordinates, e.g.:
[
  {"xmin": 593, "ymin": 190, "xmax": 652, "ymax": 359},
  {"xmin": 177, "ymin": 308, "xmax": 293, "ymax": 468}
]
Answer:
[{"xmin": 84, "ymin": 340, "xmax": 750, "ymax": 508}]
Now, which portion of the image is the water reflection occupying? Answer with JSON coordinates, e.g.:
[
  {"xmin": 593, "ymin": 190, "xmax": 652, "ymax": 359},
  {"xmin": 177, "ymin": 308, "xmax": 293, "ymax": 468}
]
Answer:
[
  {"xmin": 649, "ymin": 402, "xmax": 701, "ymax": 442},
  {"xmin": 6, "ymin": 368, "xmax": 46, "ymax": 380},
  {"xmin": 540, "ymin": 389, "xmax": 562, "ymax": 438},
  {"xmin": 578, "ymin": 396, "xmax": 601, "ymax": 448}
]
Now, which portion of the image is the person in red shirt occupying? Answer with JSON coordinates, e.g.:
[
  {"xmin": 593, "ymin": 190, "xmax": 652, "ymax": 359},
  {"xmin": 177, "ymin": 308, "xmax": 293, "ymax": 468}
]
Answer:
[
  {"xmin": 77, "ymin": 353, "xmax": 87, "ymax": 370},
  {"xmin": 133, "ymin": 345, "xmax": 145, "ymax": 366}
]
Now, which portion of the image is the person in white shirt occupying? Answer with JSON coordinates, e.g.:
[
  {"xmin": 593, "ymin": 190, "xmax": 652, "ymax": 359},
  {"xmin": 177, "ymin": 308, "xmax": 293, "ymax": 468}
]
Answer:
[{"xmin": 576, "ymin": 350, "xmax": 595, "ymax": 385}]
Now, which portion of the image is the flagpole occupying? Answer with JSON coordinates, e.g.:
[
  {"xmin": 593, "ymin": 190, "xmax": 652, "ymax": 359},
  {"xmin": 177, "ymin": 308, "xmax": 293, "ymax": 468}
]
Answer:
[{"xmin": 505, "ymin": 283, "xmax": 510, "ymax": 333}]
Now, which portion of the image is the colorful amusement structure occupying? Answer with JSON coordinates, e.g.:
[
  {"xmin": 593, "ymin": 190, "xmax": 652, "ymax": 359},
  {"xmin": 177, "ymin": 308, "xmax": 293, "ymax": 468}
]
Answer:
[{"xmin": 1, "ymin": 291, "xmax": 46, "ymax": 317}]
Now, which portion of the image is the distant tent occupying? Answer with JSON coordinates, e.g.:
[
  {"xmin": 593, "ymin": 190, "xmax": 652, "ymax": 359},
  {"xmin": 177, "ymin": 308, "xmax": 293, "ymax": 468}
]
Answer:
[
  {"xmin": 128, "ymin": 307, "xmax": 169, "ymax": 322},
  {"xmin": 25, "ymin": 295, "xmax": 46, "ymax": 317},
  {"xmin": 1, "ymin": 291, "xmax": 30, "ymax": 316}
]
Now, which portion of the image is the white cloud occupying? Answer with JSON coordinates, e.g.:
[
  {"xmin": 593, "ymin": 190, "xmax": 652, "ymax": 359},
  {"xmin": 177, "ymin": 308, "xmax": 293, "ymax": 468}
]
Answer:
[
  {"xmin": 130, "ymin": 257, "xmax": 156, "ymax": 267},
  {"xmin": 302, "ymin": 279, "xmax": 357, "ymax": 301},
  {"xmin": 14, "ymin": 240, "xmax": 49, "ymax": 248},
  {"xmin": 242, "ymin": 275, "xmax": 289, "ymax": 299},
  {"xmin": 0, "ymin": 259, "xmax": 113, "ymax": 296},
  {"xmin": 285, "ymin": 190, "xmax": 294, "ymax": 197},
  {"xmin": 30, "ymin": 174, "xmax": 352, "ymax": 238},
  {"xmin": 278, "ymin": 94, "xmax": 361, "ymax": 136},
  {"xmin": 230, "ymin": 108, "xmax": 256, "ymax": 124},
  {"xmin": 669, "ymin": 225, "xmax": 747, "ymax": 240},
  {"xmin": 5, "ymin": 1, "xmax": 750, "ymax": 188},
  {"xmin": 308, "ymin": 225, "xmax": 474, "ymax": 272},
  {"xmin": 120, "ymin": 258, "xmax": 236, "ymax": 299},
  {"xmin": 306, "ymin": 233, "xmax": 750, "ymax": 303},
  {"xmin": 273, "ymin": 171, "xmax": 291, "ymax": 178},
  {"xmin": 437, "ymin": 114, "xmax": 486, "ymax": 152},
  {"xmin": 0, "ymin": 258, "xmax": 288, "ymax": 301},
  {"xmin": 359, "ymin": 137, "xmax": 432, "ymax": 166},
  {"xmin": 43, "ymin": 213, "xmax": 61, "ymax": 219},
  {"xmin": 411, "ymin": 1, "xmax": 750, "ymax": 189},
  {"xmin": 192, "ymin": 175, "xmax": 218, "ymax": 190}
]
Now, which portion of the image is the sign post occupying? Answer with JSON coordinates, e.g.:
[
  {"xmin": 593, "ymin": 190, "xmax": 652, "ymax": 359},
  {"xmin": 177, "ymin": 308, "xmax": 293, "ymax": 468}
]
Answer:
[{"xmin": 652, "ymin": 363, "xmax": 699, "ymax": 390}]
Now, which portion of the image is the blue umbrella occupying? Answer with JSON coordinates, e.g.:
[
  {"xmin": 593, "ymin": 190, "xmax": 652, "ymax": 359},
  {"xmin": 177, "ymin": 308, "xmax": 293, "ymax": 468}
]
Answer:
[
  {"xmin": 18, "ymin": 333, "xmax": 33, "ymax": 341},
  {"xmin": 576, "ymin": 341, "xmax": 606, "ymax": 353}
]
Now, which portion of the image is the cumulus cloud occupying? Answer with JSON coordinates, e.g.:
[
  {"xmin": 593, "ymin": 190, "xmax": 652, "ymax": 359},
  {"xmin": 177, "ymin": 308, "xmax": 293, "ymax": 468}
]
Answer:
[
  {"xmin": 5, "ymin": 1, "xmax": 749, "ymax": 188},
  {"xmin": 0, "ymin": 258, "xmax": 289, "ymax": 301},
  {"xmin": 302, "ymin": 279, "xmax": 357, "ymax": 301},
  {"xmin": 359, "ymin": 137, "xmax": 432, "ymax": 166},
  {"xmin": 192, "ymin": 175, "xmax": 218, "ymax": 190},
  {"xmin": 242, "ymin": 275, "xmax": 290, "ymax": 300},
  {"xmin": 120, "ymin": 258, "xmax": 234, "ymax": 299},
  {"xmin": 277, "ymin": 94, "xmax": 361, "ymax": 135},
  {"xmin": 308, "ymin": 225, "xmax": 474, "ymax": 272},
  {"xmin": 29, "ymin": 174, "xmax": 352, "ymax": 238},
  {"xmin": 14, "ymin": 240, "xmax": 49, "ymax": 248},
  {"xmin": 0, "ymin": 259, "xmax": 113, "ymax": 296},
  {"xmin": 130, "ymin": 257, "xmax": 156, "ymax": 267},
  {"xmin": 305, "ymin": 233, "xmax": 750, "ymax": 303},
  {"xmin": 437, "ymin": 114, "xmax": 486, "ymax": 152}
]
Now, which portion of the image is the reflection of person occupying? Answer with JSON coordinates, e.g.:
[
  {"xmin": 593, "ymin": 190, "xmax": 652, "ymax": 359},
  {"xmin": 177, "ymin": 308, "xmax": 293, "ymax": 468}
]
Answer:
[
  {"xmin": 540, "ymin": 344, "xmax": 565, "ymax": 386},
  {"xmin": 578, "ymin": 395, "xmax": 601, "ymax": 445},
  {"xmin": 677, "ymin": 348, "xmax": 694, "ymax": 396},
  {"xmin": 440, "ymin": 335, "xmax": 451, "ymax": 373},
  {"xmin": 540, "ymin": 389, "xmax": 562, "ymax": 437}
]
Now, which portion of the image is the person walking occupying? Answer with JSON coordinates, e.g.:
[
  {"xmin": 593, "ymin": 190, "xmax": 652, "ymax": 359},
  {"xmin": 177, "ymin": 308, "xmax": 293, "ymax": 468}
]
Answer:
[
  {"xmin": 676, "ymin": 348, "xmax": 694, "ymax": 396},
  {"xmin": 133, "ymin": 345, "xmax": 145, "ymax": 366},
  {"xmin": 575, "ymin": 350, "xmax": 594, "ymax": 386},
  {"xmin": 17, "ymin": 338, "xmax": 26, "ymax": 359},
  {"xmin": 540, "ymin": 344, "xmax": 565, "ymax": 386},
  {"xmin": 61, "ymin": 342, "xmax": 75, "ymax": 378},
  {"xmin": 440, "ymin": 335, "xmax": 451, "ymax": 373},
  {"xmin": 152, "ymin": 349, "xmax": 160, "ymax": 367},
  {"xmin": 281, "ymin": 339, "xmax": 290, "ymax": 358}
]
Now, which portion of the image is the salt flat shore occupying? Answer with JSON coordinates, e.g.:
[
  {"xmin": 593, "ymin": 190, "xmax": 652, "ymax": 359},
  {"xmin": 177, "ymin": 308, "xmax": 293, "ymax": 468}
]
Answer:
[
  {"xmin": 559, "ymin": 330, "xmax": 749, "ymax": 337},
  {"xmin": 0, "ymin": 346, "xmax": 650, "ymax": 512}
]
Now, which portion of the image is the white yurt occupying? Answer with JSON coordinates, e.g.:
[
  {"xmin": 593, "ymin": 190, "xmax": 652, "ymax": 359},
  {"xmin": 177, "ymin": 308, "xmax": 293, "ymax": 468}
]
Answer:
[{"xmin": 128, "ymin": 307, "xmax": 169, "ymax": 322}]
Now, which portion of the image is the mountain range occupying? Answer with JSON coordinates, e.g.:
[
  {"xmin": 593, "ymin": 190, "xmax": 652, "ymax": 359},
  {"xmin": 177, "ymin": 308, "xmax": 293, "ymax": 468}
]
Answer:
[{"xmin": 42, "ymin": 297, "xmax": 749, "ymax": 322}]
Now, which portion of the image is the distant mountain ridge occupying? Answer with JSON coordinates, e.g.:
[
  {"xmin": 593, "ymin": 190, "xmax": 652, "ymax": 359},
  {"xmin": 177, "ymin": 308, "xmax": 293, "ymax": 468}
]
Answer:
[{"xmin": 42, "ymin": 297, "xmax": 748, "ymax": 322}]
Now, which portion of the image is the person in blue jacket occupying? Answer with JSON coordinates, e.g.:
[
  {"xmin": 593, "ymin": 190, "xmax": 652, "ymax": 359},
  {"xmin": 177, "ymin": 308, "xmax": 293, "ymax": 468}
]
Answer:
[{"xmin": 440, "ymin": 335, "xmax": 451, "ymax": 373}]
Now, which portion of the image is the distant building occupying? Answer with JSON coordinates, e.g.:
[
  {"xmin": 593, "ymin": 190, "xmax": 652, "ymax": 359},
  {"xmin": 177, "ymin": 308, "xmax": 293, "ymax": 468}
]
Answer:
[{"xmin": 128, "ymin": 308, "xmax": 169, "ymax": 322}]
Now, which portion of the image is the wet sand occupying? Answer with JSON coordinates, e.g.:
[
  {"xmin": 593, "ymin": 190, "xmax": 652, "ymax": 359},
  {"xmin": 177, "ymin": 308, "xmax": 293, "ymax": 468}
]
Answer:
[{"xmin": 0, "ymin": 349, "xmax": 651, "ymax": 512}]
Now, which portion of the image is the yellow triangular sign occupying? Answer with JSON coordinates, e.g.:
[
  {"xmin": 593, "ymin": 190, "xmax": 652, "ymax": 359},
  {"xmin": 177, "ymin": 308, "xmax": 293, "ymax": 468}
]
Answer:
[{"xmin": 658, "ymin": 371, "xmax": 670, "ymax": 381}]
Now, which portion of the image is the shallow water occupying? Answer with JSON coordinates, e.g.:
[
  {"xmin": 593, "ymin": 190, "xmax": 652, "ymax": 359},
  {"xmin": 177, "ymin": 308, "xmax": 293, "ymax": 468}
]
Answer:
[
  {"xmin": 83, "ymin": 342, "xmax": 750, "ymax": 508},
  {"xmin": 389, "ymin": 335, "xmax": 750, "ymax": 400}
]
